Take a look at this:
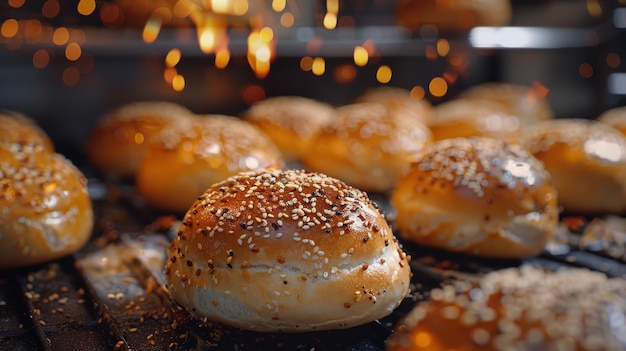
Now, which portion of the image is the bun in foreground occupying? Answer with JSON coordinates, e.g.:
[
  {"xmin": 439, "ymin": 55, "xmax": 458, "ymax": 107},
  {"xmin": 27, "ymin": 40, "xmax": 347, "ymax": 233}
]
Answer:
[{"xmin": 165, "ymin": 169, "xmax": 411, "ymax": 332}]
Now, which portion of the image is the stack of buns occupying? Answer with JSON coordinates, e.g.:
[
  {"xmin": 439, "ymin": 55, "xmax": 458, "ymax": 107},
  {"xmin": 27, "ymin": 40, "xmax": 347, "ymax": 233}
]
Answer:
[{"xmin": 0, "ymin": 110, "xmax": 93, "ymax": 268}]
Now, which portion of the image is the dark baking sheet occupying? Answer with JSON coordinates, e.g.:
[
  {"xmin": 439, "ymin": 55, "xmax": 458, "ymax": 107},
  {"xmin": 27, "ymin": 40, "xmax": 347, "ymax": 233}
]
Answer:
[{"xmin": 1, "ymin": 179, "xmax": 624, "ymax": 351}]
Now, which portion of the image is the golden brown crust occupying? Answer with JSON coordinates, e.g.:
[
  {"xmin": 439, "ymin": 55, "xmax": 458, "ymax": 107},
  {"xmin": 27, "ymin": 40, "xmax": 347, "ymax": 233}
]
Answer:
[
  {"xmin": 597, "ymin": 106, "xmax": 626, "ymax": 135},
  {"xmin": 522, "ymin": 118, "xmax": 626, "ymax": 214},
  {"xmin": 0, "ymin": 148, "xmax": 93, "ymax": 268},
  {"xmin": 135, "ymin": 115, "xmax": 284, "ymax": 213},
  {"xmin": 85, "ymin": 101, "xmax": 194, "ymax": 179},
  {"xmin": 387, "ymin": 265, "xmax": 626, "ymax": 351},
  {"xmin": 430, "ymin": 99, "xmax": 522, "ymax": 142},
  {"xmin": 165, "ymin": 169, "xmax": 411, "ymax": 332},
  {"xmin": 244, "ymin": 96, "xmax": 336, "ymax": 161},
  {"xmin": 391, "ymin": 137, "xmax": 558, "ymax": 259},
  {"xmin": 459, "ymin": 83, "xmax": 554, "ymax": 125},
  {"xmin": 356, "ymin": 87, "xmax": 433, "ymax": 125},
  {"xmin": 302, "ymin": 103, "xmax": 433, "ymax": 192},
  {"xmin": 0, "ymin": 110, "xmax": 54, "ymax": 153},
  {"xmin": 394, "ymin": 0, "xmax": 512, "ymax": 33}
]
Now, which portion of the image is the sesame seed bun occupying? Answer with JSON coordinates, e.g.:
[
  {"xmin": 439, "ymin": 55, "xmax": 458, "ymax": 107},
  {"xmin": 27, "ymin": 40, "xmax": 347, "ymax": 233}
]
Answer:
[
  {"xmin": 387, "ymin": 265, "xmax": 626, "ymax": 351},
  {"xmin": 391, "ymin": 137, "xmax": 558, "ymax": 259},
  {"xmin": 86, "ymin": 101, "xmax": 195, "ymax": 179},
  {"xmin": 135, "ymin": 115, "xmax": 284, "ymax": 213},
  {"xmin": 0, "ymin": 148, "xmax": 93, "ymax": 269},
  {"xmin": 522, "ymin": 118, "xmax": 626, "ymax": 214},
  {"xmin": 0, "ymin": 110, "xmax": 54, "ymax": 153},
  {"xmin": 302, "ymin": 102, "xmax": 433, "ymax": 193},
  {"xmin": 243, "ymin": 96, "xmax": 336, "ymax": 162},
  {"xmin": 164, "ymin": 169, "xmax": 411, "ymax": 332}
]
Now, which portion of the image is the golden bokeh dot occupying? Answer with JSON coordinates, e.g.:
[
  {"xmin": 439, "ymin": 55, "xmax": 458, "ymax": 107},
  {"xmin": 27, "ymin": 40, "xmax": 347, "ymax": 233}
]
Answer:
[{"xmin": 429, "ymin": 77, "xmax": 448, "ymax": 97}]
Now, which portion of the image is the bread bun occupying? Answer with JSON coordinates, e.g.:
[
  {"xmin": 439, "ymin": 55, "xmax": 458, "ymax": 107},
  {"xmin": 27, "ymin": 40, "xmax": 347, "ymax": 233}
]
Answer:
[
  {"xmin": 0, "ymin": 110, "xmax": 54, "ymax": 153},
  {"xmin": 597, "ymin": 106, "xmax": 626, "ymax": 135},
  {"xmin": 0, "ymin": 148, "xmax": 93, "ymax": 268},
  {"xmin": 86, "ymin": 101, "xmax": 194, "ymax": 179},
  {"xmin": 394, "ymin": 0, "xmax": 512, "ymax": 33},
  {"xmin": 356, "ymin": 87, "xmax": 432, "ymax": 125},
  {"xmin": 302, "ymin": 103, "xmax": 433, "ymax": 193},
  {"xmin": 243, "ymin": 96, "xmax": 335, "ymax": 162},
  {"xmin": 430, "ymin": 99, "xmax": 522, "ymax": 142},
  {"xmin": 164, "ymin": 169, "xmax": 411, "ymax": 332},
  {"xmin": 391, "ymin": 137, "xmax": 558, "ymax": 259},
  {"xmin": 460, "ymin": 83, "xmax": 554, "ymax": 125},
  {"xmin": 136, "ymin": 115, "xmax": 284, "ymax": 213},
  {"xmin": 386, "ymin": 265, "xmax": 626, "ymax": 351},
  {"xmin": 522, "ymin": 118, "xmax": 626, "ymax": 214}
]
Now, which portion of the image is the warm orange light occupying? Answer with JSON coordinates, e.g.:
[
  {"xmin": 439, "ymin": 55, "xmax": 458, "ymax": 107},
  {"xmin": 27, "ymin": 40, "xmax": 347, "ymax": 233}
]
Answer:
[
  {"xmin": 199, "ymin": 26, "xmax": 217, "ymax": 53},
  {"xmin": 62, "ymin": 67, "xmax": 80, "ymax": 87},
  {"xmin": 586, "ymin": 0, "xmax": 602, "ymax": 17},
  {"xmin": 425, "ymin": 45, "xmax": 437, "ymax": 61},
  {"xmin": 1, "ymin": 19, "xmax": 19, "ymax": 38},
  {"xmin": 42, "ymin": 0, "xmax": 60, "ymax": 19},
  {"xmin": 247, "ymin": 28, "xmax": 274, "ymax": 78},
  {"xmin": 272, "ymin": 0, "xmax": 286, "ymax": 12},
  {"xmin": 164, "ymin": 67, "xmax": 177, "ymax": 84},
  {"xmin": 24, "ymin": 20, "xmax": 43, "ymax": 43},
  {"xmin": 142, "ymin": 16, "xmax": 162, "ymax": 43},
  {"xmin": 280, "ymin": 13, "xmax": 295, "ymax": 27},
  {"xmin": 333, "ymin": 64, "xmax": 357, "ymax": 84},
  {"xmin": 77, "ymin": 0, "xmax": 97, "ymax": 16},
  {"xmin": 32, "ymin": 49, "xmax": 51, "ymax": 69},
  {"xmin": 300, "ymin": 56, "xmax": 313, "ymax": 71},
  {"xmin": 259, "ymin": 27, "xmax": 274, "ymax": 42},
  {"xmin": 437, "ymin": 39, "xmax": 450, "ymax": 57},
  {"xmin": 579, "ymin": 63, "xmax": 593, "ymax": 78},
  {"xmin": 410, "ymin": 86, "xmax": 426, "ymax": 100},
  {"xmin": 65, "ymin": 42, "xmax": 82, "ymax": 61},
  {"xmin": 173, "ymin": 1, "xmax": 194, "ymax": 18},
  {"xmin": 354, "ymin": 46, "xmax": 368, "ymax": 66},
  {"xmin": 429, "ymin": 77, "xmax": 448, "ymax": 97},
  {"xmin": 166, "ymin": 48, "xmax": 182, "ymax": 67},
  {"xmin": 242, "ymin": 85, "xmax": 266, "ymax": 105},
  {"xmin": 8, "ymin": 0, "xmax": 26, "ymax": 8},
  {"xmin": 134, "ymin": 132, "xmax": 145, "ymax": 145},
  {"xmin": 100, "ymin": 4, "xmax": 122, "ymax": 26},
  {"xmin": 172, "ymin": 74, "xmax": 185, "ymax": 91},
  {"xmin": 413, "ymin": 332, "xmax": 432, "ymax": 348},
  {"xmin": 323, "ymin": 13, "xmax": 337, "ymax": 29},
  {"xmin": 312, "ymin": 57, "xmax": 325, "ymax": 76},
  {"xmin": 531, "ymin": 81, "xmax": 550, "ymax": 98},
  {"xmin": 211, "ymin": 0, "xmax": 230, "ymax": 14},
  {"xmin": 232, "ymin": 0, "xmax": 249, "ymax": 15},
  {"xmin": 215, "ymin": 48, "xmax": 230, "ymax": 68},
  {"xmin": 376, "ymin": 65, "xmax": 392, "ymax": 83},
  {"xmin": 52, "ymin": 27, "xmax": 69, "ymax": 45}
]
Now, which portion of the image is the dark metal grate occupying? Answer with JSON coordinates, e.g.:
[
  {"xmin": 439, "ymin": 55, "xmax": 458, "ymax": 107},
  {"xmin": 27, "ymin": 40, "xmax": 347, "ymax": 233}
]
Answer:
[{"xmin": 1, "ymin": 180, "xmax": 625, "ymax": 351}]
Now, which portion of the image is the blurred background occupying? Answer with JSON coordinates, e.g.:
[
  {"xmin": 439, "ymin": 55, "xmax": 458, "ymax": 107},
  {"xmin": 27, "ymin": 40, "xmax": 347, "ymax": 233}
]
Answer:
[{"xmin": 1, "ymin": 0, "xmax": 625, "ymax": 157}]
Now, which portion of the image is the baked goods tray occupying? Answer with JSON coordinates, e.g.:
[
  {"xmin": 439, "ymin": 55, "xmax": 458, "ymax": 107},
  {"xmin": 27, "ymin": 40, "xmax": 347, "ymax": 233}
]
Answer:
[{"xmin": 1, "ymin": 179, "xmax": 624, "ymax": 351}]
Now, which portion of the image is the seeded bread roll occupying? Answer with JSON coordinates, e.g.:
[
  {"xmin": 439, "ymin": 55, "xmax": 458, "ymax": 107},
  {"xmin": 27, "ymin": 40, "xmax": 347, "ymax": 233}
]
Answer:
[
  {"xmin": 597, "ymin": 106, "xmax": 626, "ymax": 135},
  {"xmin": 430, "ymin": 99, "xmax": 522, "ymax": 142},
  {"xmin": 302, "ymin": 103, "xmax": 433, "ymax": 193},
  {"xmin": 394, "ymin": 0, "xmax": 512, "ymax": 33},
  {"xmin": 165, "ymin": 169, "xmax": 411, "ymax": 332},
  {"xmin": 522, "ymin": 118, "xmax": 626, "ymax": 214},
  {"xmin": 356, "ymin": 87, "xmax": 432, "ymax": 125},
  {"xmin": 136, "ymin": 115, "xmax": 284, "ymax": 213},
  {"xmin": 0, "ymin": 110, "xmax": 54, "ymax": 153},
  {"xmin": 459, "ymin": 83, "xmax": 554, "ymax": 125},
  {"xmin": 387, "ymin": 265, "xmax": 626, "ymax": 351},
  {"xmin": 391, "ymin": 137, "xmax": 558, "ymax": 259},
  {"xmin": 86, "ymin": 101, "xmax": 194, "ymax": 179},
  {"xmin": 244, "ymin": 96, "xmax": 336, "ymax": 162},
  {"xmin": 0, "ymin": 148, "xmax": 93, "ymax": 269}
]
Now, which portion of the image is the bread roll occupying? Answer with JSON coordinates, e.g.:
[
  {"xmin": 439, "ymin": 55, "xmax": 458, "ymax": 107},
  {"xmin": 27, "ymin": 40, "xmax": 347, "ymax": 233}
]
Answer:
[
  {"xmin": 391, "ymin": 137, "xmax": 558, "ymax": 259},
  {"xmin": 135, "ymin": 115, "xmax": 284, "ymax": 213},
  {"xmin": 164, "ymin": 169, "xmax": 411, "ymax": 332},
  {"xmin": 387, "ymin": 265, "xmax": 626, "ymax": 351},
  {"xmin": 243, "ymin": 96, "xmax": 335, "ymax": 162},
  {"xmin": 430, "ymin": 99, "xmax": 522, "ymax": 142},
  {"xmin": 597, "ymin": 106, "xmax": 626, "ymax": 135},
  {"xmin": 522, "ymin": 118, "xmax": 626, "ymax": 214},
  {"xmin": 0, "ymin": 110, "xmax": 54, "ymax": 153},
  {"xmin": 0, "ymin": 148, "xmax": 93, "ymax": 268},
  {"xmin": 356, "ymin": 87, "xmax": 432, "ymax": 125},
  {"xmin": 302, "ymin": 103, "xmax": 433, "ymax": 193},
  {"xmin": 86, "ymin": 101, "xmax": 194, "ymax": 179},
  {"xmin": 460, "ymin": 83, "xmax": 554, "ymax": 125},
  {"xmin": 394, "ymin": 0, "xmax": 512, "ymax": 33}
]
